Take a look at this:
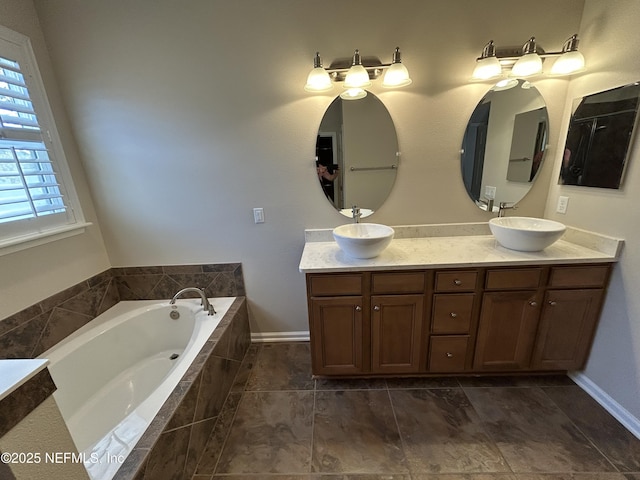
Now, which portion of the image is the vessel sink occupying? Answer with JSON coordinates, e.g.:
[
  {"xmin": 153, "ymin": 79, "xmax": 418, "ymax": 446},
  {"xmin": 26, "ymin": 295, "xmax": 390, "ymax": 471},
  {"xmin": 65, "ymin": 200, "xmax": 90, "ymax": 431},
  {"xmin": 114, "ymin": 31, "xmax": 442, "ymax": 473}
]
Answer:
[
  {"xmin": 489, "ymin": 216, "xmax": 566, "ymax": 252},
  {"xmin": 333, "ymin": 223, "xmax": 395, "ymax": 259}
]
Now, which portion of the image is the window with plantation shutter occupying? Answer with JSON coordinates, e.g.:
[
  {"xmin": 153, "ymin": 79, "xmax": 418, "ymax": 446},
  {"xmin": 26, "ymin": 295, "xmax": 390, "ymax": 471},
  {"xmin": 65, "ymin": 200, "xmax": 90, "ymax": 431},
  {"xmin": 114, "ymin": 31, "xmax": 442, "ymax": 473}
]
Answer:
[{"xmin": 0, "ymin": 25, "xmax": 87, "ymax": 253}]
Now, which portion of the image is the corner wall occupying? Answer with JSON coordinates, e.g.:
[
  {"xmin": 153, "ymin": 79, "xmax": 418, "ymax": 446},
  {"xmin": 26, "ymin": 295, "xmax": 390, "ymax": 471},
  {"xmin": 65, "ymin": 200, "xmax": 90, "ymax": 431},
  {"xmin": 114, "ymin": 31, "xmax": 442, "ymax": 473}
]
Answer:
[
  {"xmin": 546, "ymin": 0, "xmax": 640, "ymax": 427},
  {"xmin": 0, "ymin": 1, "xmax": 110, "ymax": 320}
]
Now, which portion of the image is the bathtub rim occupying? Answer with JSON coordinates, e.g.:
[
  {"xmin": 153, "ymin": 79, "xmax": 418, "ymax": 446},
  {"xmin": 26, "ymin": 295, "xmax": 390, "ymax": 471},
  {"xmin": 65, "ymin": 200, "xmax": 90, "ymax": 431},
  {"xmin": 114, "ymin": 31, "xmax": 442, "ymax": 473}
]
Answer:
[
  {"xmin": 112, "ymin": 295, "xmax": 247, "ymax": 480},
  {"xmin": 37, "ymin": 296, "xmax": 242, "ymax": 480},
  {"xmin": 39, "ymin": 298, "xmax": 232, "ymax": 365}
]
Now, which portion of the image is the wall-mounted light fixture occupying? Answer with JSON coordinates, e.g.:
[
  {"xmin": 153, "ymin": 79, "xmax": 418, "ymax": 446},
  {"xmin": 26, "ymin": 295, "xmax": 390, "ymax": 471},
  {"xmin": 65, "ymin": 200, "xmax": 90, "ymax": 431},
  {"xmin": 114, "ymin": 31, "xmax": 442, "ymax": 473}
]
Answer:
[
  {"xmin": 305, "ymin": 47, "xmax": 412, "ymax": 100},
  {"xmin": 471, "ymin": 34, "xmax": 585, "ymax": 81}
]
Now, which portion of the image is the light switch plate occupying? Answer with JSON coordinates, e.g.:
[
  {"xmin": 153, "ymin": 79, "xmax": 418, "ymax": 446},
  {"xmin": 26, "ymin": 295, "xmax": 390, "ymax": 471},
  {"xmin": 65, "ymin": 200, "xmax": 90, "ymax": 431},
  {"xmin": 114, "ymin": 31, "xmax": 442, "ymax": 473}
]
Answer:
[
  {"xmin": 557, "ymin": 196, "xmax": 569, "ymax": 214},
  {"xmin": 253, "ymin": 207, "xmax": 265, "ymax": 223}
]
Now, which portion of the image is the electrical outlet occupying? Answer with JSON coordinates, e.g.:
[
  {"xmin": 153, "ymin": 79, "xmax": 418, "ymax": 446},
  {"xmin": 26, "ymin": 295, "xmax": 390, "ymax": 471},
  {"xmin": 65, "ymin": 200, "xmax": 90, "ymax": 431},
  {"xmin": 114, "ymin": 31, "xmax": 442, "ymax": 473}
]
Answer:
[
  {"xmin": 253, "ymin": 207, "xmax": 265, "ymax": 224},
  {"xmin": 556, "ymin": 196, "xmax": 569, "ymax": 214},
  {"xmin": 485, "ymin": 186, "xmax": 497, "ymax": 199}
]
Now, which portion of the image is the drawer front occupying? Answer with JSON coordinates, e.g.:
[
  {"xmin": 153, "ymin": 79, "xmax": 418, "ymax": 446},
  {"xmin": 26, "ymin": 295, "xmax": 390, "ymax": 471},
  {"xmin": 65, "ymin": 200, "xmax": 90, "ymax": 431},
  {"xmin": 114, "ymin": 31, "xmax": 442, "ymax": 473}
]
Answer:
[
  {"xmin": 429, "ymin": 336, "xmax": 469, "ymax": 372},
  {"xmin": 432, "ymin": 294, "xmax": 474, "ymax": 334},
  {"xmin": 434, "ymin": 271, "xmax": 478, "ymax": 292},
  {"xmin": 485, "ymin": 268, "xmax": 543, "ymax": 290},
  {"xmin": 549, "ymin": 265, "xmax": 610, "ymax": 288},
  {"xmin": 371, "ymin": 272, "xmax": 426, "ymax": 294},
  {"xmin": 308, "ymin": 274, "xmax": 363, "ymax": 296}
]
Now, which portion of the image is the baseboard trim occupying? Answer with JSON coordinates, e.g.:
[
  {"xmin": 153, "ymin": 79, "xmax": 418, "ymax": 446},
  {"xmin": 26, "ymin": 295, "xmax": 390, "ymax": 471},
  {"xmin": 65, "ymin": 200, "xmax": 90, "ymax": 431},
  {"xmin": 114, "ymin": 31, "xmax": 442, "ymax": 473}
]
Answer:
[
  {"xmin": 570, "ymin": 371, "xmax": 640, "ymax": 440},
  {"xmin": 251, "ymin": 331, "xmax": 310, "ymax": 343}
]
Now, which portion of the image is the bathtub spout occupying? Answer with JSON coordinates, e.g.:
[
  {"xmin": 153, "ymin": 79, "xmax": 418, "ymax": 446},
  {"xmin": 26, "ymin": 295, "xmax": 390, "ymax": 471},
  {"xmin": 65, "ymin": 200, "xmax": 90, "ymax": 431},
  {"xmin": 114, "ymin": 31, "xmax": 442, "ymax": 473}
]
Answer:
[{"xmin": 170, "ymin": 287, "xmax": 216, "ymax": 315}]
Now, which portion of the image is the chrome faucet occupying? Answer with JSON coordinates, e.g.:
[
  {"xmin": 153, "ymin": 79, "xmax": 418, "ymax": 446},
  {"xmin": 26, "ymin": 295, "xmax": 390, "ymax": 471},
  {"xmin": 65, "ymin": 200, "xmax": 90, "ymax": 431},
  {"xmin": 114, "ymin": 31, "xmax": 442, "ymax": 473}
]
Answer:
[
  {"xmin": 478, "ymin": 197, "xmax": 494, "ymax": 212},
  {"xmin": 351, "ymin": 205, "xmax": 361, "ymax": 223},
  {"xmin": 170, "ymin": 287, "xmax": 216, "ymax": 315},
  {"xmin": 498, "ymin": 202, "xmax": 517, "ymax": 217}
]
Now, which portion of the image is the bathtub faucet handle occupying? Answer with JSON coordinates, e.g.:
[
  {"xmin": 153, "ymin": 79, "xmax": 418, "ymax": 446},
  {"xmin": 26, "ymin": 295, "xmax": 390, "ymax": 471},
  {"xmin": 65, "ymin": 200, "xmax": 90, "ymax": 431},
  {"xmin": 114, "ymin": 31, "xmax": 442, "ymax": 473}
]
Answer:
[
  {"xmin": 199, "ymin": 288, "xmax": 217, "ymax": 316},
  {"xmin": 170, "ymin": 287, "xmax": 216, "ymax": 316}
]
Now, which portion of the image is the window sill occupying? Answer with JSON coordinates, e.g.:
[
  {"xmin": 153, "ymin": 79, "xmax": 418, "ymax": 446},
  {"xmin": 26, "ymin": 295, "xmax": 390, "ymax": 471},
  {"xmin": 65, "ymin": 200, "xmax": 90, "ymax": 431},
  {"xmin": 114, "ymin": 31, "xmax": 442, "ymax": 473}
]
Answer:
[{"xmin": 0, "ymin": 222, "xmax": 93, "ymax": 257}]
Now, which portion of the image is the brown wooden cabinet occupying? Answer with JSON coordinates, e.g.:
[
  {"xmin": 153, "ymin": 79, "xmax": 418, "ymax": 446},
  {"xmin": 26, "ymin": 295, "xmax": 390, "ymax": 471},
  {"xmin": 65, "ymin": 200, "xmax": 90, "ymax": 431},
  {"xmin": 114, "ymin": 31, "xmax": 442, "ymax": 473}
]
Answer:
[
  {"xmin": 309, "ymin": 296, "xmax": 364, "ymax": 375},
  {"xmin": 307, "ymin": 271, "xmax": 427, "ymax": 376},
  {"xmin": 473, "ymin": 290, "xmax": 541, "ymax": 371},
  {"xmin": 371, "ymin": 294, "xmax": 424, "ymax": 374},
  {"xmin": 306, "ymin": 263, "xmax": 612, "ymax": 377}
]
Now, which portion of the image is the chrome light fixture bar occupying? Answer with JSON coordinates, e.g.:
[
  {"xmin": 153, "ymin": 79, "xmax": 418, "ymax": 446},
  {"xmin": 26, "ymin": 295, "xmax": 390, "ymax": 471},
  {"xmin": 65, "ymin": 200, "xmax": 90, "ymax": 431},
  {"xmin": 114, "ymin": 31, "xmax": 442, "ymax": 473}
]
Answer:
[
  {"xmin": 305, "ymin": 47, "xmax": 412, "ymax": 99},
  {"xmin": 471, "ymin": 34, "xmax": 585, "ymax": 81}
]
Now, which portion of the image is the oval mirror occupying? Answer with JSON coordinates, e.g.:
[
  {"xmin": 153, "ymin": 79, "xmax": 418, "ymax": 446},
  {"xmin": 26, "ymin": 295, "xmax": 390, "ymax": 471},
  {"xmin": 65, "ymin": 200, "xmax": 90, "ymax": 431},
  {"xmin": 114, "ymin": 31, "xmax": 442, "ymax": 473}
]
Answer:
[
  {"xmin": 461, "ymin": 79, "xmax": 549, "ymax": 211},
  {"xmin": 316, "ymin": 92, "xmax": 398, "ymax": 218}
]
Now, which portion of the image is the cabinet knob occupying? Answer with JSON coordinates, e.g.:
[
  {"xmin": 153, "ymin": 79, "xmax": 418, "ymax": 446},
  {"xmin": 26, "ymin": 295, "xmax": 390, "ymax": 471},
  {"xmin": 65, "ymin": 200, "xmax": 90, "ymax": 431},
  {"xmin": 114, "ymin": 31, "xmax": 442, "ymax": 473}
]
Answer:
[
  {"xmin": 548, "ymin": 301, "xmax": 557, "ymax": 306},
  {"xmin": 529, "ymin": 301, "xmax": 538, "ymax": 306},
  {"xmin": 373, "ymin": 305, "xmax": 380, "ymax": 311},
  {"xmin": 450, "ymin": 312, "xmax": 458, "ymax": 318},
  {"xmin": 446, "ymin": 352, "xmax": 454, "ymax": 358},
  {"xmin": 355, "ymin": 306, "xmax": 362, "ymax": 311},
  {"xmin": 453, "ymin": 279, "xmax": 462, "ymax": 286}
]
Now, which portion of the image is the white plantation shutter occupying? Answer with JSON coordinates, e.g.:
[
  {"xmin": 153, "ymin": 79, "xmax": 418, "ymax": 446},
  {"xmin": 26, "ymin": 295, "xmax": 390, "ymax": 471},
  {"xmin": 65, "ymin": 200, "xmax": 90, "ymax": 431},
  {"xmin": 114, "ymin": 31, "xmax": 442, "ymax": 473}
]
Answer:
[{"xmin": 0, "ymin": 25, "xmax": 85, "ymax": 250}]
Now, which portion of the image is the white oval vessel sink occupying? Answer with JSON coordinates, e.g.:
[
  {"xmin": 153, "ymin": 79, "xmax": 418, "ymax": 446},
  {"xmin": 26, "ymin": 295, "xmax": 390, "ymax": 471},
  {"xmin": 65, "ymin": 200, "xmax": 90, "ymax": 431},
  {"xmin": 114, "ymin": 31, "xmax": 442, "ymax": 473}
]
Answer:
[
  {"xmin": 489, "ymin": 216, "xmax": 566, "ymax": 252},
  {"xmin": 333, "ymin": 223, "xmax": 395, "ymax": 259}
]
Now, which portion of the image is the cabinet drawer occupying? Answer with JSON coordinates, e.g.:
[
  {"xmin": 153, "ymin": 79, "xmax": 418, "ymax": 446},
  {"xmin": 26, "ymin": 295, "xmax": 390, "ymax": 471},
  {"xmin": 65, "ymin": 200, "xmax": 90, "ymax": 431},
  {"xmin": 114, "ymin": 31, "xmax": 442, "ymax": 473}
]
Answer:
[
  {"xmin": 434, "ymin": 271, "xmax": 478, "ymax": 292},
  {"xmin": 485, "ymin": 268, "xmax": 543, "ymax": 290},
  {"xmin": 308, "ymin": 274, "xmax": 363, "ymax": 296},
  {"xmin": 432, "ymin": 294, "xmax": 474, "ymax": 334},
  {"xmin": 429, "ymin": 336, "xmax": 469, "ymax": 372},
  {"xmin": 549, "ymin": 265, "xmax": 610, "ymax": 288},
  {"xmin": 371, "ymin": 272, "xmax": 426, "ymax": 294}
]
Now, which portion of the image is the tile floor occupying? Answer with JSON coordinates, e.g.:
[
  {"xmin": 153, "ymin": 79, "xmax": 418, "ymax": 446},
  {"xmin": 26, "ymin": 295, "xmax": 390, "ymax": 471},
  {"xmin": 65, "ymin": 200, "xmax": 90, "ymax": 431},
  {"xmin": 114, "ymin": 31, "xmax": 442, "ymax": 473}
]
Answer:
[{"xmin": 192, "ymin": 342, "xmax": 640, "ymax": 479}]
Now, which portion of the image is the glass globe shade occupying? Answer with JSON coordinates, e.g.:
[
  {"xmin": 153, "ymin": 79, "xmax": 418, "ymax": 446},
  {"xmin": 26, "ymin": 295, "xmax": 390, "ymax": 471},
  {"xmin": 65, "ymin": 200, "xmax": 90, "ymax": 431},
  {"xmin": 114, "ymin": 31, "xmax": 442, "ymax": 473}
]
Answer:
[
  {"xmin": 551, "ymin": 50, "xmax": 585, "ymax": 75},
  {"xmin": 511, "ymin": 53, "xmax": 543, "ymax": 77},
  {"xmin": 344, "ymin": 64, "xmax": 371, "ymax": 88},
  {"xmin": 304, "ymin": 67, "xmax": 332, "ymax": 92},
  {"xmin": 472, "ymin": 56, "xmax": 502, "ymax": 80},
  {"xmin": 382, "ymin": 62, "xmax": 412, "ymax": 87}
]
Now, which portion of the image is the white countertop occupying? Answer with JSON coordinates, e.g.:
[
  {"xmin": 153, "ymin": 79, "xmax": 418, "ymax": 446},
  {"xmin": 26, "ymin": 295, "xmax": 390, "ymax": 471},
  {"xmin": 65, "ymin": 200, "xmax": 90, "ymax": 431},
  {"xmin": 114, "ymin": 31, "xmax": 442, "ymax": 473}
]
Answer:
[
  {"xmin": 299, "ymin": 223, "xmax": 623, "ymax": 273},
  {"xmin": 0, "ymin": 359, "xmax": 49, "ymax": 401}
]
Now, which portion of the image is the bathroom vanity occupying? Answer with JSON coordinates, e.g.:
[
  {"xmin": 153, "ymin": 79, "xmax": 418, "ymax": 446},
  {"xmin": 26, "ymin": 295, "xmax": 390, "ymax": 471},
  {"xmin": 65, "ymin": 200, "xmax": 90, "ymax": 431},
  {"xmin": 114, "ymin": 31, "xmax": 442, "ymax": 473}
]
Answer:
[{"xmin": 299, "ymin": 223, "xmax": 623, "ymax": 377}]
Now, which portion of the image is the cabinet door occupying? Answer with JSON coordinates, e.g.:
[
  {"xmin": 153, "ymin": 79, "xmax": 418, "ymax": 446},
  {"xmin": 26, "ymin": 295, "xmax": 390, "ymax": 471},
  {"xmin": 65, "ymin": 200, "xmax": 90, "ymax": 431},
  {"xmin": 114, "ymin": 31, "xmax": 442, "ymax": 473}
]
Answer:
[
  {"xmin": 371, "ymin": 295, "xmax": 424, "ymax": 374},
  {"xmin": 474, "ymin": 291, "xmax": 540, "ymax": 371},
  {"xmin": 531, "ymin": 289, "xmax": 604, "ymax": 370},
  {"xmin": 310, "ymin": 296, "xmax": 364, "ymax": 375}
]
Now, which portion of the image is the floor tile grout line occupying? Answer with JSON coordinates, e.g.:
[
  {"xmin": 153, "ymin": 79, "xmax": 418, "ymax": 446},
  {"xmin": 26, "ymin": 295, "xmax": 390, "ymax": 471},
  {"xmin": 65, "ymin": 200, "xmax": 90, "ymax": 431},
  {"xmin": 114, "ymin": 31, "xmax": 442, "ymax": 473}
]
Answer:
[
  {"xmin": 539, "ymin": 385, "xmax": 624, "ymax": 474},
  {"xmin": 459, "ymin": 383, "xmax": 517, "ymax": 475},
  {"xmin": 308, "ymin": 380, "xmax": 317, "ymax": 475},
  {"xmin": 385, "ymin": 385, "xmax": 413, "ymax": 475}
]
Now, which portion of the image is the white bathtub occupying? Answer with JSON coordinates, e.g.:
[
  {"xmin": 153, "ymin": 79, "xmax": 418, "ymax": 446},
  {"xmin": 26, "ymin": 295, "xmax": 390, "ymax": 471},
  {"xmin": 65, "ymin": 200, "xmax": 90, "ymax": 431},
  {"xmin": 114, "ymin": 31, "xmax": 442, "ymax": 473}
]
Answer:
[{"xmin": 39, "ymin": 297, "xmax": 236, "ymax": 480}]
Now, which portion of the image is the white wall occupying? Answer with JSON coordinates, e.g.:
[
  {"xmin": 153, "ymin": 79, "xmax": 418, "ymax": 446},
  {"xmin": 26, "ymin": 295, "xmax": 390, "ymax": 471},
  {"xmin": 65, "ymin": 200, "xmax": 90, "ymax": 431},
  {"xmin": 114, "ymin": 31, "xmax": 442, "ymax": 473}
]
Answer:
[
  {"xmin": 545, "ymin": 0, "xmax": 640, "ymax": 424},
  {"xmin": 0, "ymin": 1, "xmax": 109, "ymax": 319},
  {"xmin": 31, "ymin": 0, "xmax": 583, "ymax": 337}
]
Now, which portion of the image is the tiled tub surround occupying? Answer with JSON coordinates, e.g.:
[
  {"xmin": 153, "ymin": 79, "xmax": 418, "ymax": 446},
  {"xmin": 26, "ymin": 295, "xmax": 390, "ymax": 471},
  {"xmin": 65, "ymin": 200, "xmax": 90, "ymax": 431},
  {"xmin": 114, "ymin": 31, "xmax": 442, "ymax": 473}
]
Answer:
[
  {"xmin": 0, "ymin": 263, "xmax": 245, "ymax": 360},
  {"xmin": 0, "ymin": 262, "xmax": 248, "ymax": 480},
  {"xmin": 114, "ymin": 296, "xmax": 251, "ymax": 480},
  {"xmin": 0, "ymin": 297, "xmax": 251, "ymax": 480},
  {"xmin": 300, "ymin": 223, "xmax": 623, "ymax": 272}
]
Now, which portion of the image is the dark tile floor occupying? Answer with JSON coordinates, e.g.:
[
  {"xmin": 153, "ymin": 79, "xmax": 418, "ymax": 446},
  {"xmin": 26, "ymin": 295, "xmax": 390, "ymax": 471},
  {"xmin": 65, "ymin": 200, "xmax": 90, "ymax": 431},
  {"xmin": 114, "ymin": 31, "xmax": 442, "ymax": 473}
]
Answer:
[{"xmin": 192, "ymin": 342, "xmax": 640, "ymax": 480}]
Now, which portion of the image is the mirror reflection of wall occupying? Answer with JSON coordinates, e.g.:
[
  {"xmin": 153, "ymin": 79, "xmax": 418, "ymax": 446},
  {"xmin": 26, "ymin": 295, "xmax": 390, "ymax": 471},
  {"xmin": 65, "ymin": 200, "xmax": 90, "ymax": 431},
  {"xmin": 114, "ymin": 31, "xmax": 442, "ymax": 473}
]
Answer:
[
  {"xmin": 559, "ymin": 82, "xmax": 640, "ymax": 189},
  {"xmin": 461, "ymin": 79, "xmax": 549, "ymax": 211},
  {"xmin": 506, "ymin": 108, "xmax": 547, "ymax": 182},
  {"xmin": 316, "ymin": 93, "xmax": 398, "ymax": 218}
]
